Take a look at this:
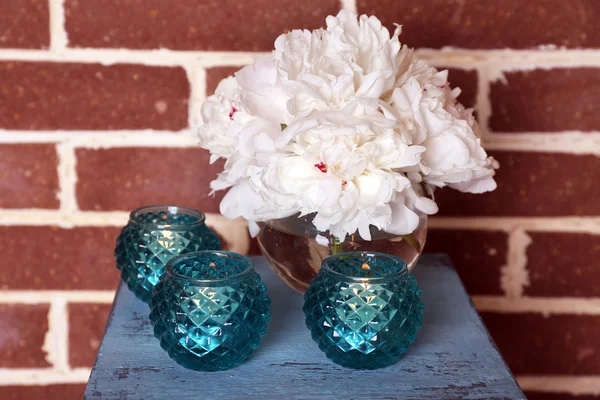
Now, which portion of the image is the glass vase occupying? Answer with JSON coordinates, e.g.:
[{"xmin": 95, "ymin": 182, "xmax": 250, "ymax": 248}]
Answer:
[
  {"xmin": 115, "ymin": 205, "xmax": 221, "ymax": 303},
  {"xmin": 149, "ymin": 251, "xmax": 271, "ymax": 371},
  {"xmin": 303, "ymin": 251, "xmax": 424, "ymax": 369},
  {"xmin": 257, "ymin": 212, "xmax": 427, "ymax": 293}
]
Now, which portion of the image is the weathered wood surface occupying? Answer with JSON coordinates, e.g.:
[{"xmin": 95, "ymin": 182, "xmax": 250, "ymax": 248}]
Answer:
[{"xmin": 84, "ymin": 254, "xmax": 525, "ymax": 400}]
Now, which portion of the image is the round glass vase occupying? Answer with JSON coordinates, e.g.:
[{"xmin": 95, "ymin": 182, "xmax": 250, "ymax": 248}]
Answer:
[
  {"xmin": 303, "ymin": 251, "xmax": 424, "ymax": 370},
  {"xmin": 257, "ymin": 212, "xmax": 427, "ymax": 293},
  {"xmin": 114, "ymin": 205, "xmax": 221, "ymax": 303},
  {"xmin": 149, "ymin": 251, "xmax": 271, "ymax": 371}
]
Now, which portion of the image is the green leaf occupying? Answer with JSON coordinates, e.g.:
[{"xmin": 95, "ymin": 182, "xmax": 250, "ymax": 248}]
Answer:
[{"xmin": 401, "ymin": 233, "xmax": 421, "ymax": 252}]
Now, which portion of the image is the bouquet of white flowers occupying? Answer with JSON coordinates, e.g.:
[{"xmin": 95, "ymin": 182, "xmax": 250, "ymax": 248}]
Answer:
[{"xmin": 198, "ymin": 10, "xmax": 498, "ymax": 242}]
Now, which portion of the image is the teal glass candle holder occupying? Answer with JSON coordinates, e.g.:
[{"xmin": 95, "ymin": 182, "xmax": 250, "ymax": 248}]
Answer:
[
  {"xmin": 115, "ymin": 205, "xmax": 221, "ymax": 303},
  {"xmin": 149, "ymin": 251, "xmax": 271, "ymax": 371},
  {"xmin": 303, "ymin": 251, "xmax": 424, "ymax": 369}
]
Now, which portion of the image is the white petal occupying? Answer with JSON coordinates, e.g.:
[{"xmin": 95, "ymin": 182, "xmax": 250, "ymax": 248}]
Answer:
[
  {"xmin": 386, "ymin": 197, "xmax": 420, "ymax": 235},
  {"xmin": 248, "ymin": 221, "xmax": 261, "ymax": 237},
  {"xmin": 415, "ymin": 196, "xmax": 439, "ymax": 214},
  {"xmin": 195, "ymin": 9, "xmax": 499, "ymax": 243},
  {"xmin": 219, "ymin": 180, "xmax": 295, "ymax": 221},
  {"xmin": 450, "ymin": 176, "xmax": 497, "ymax": 193}
]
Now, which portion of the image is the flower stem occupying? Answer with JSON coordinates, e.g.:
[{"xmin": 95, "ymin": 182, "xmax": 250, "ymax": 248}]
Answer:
[
  {"xmin": 401, "ymin": 233, "xmax": 421, "ymax": 252},
  {"xmin": 331, "ymin": 236, "xmax": 343, "ymax": 255}
]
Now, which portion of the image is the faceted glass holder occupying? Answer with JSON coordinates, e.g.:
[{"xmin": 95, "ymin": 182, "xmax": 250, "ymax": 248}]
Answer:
[
  {"xmin": 149, "ymin": 251, "xmax": 271, "ymax": 371},
  {"xmin": 303, "ymin": 251, "xmax": 424, "ymax": 369},
  {"xmin": 115, "ymin": 205, "xmax": 221, "ymax": 303}
]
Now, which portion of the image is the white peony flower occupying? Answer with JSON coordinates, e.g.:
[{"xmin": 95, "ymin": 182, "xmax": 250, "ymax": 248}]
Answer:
[{"xmin": 198, "ymin": 10, "xmax": 498, "ymax": 240}]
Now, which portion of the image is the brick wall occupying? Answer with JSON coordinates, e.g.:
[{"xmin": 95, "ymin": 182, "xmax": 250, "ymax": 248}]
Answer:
[{"xmin": 0, "ymin": 1, "xmax": 598, "ymax": 399}]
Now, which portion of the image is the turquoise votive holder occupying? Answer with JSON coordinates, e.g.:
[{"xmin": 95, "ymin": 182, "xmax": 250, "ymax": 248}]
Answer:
[
  {"xmin": 149, "ymin": 251, "xmax": 271, "ymax": 371},
  {"xmin": 114, "ymin": 205, "xmax": 221, "ymax": 303},
  {"xmin": 303, "ymin": 251, "xmax": 424, "ymax": 369}
]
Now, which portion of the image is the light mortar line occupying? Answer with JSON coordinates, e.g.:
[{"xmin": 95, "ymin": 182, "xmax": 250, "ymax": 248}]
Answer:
[
  {"xmin": 42, "ymin": 298, "xmax": 69, "ymax": 372},
  {"xmin": 1, "ymin": 212, "xmax": 599, "ymax": 233},
  {"xmin": 484, "ymin": 132, "xmax": 600, "ymax": 155},
  {"xmin": 477, "ymin": 62, "xmax": 507, "ymax": 140},
  {"xmin": 1, "ymin": 130, "xmax": 599, "ymax": 154},
  {"xmin": 49, "ymin": 0, "xmax": 68, "ymax": 51},
  {"xmin": 0, "ymin": 130, "xmax": 198, "ymax": 146},
  {"xmin": 339, "ymin": 0, "xmax": 358, "ymax": 12},
  {"xmin": 0, "ymin": 291, "xmax": 115, "ymax": 304},
  {"xmin": 473, "ymin": 296, "xmax": 600, "ymax": 316},
  {"xmin": 55, "ymin": 143, "xmax": 78, "ymax": 213},
  {"xmin": 0, "ymin": 133, "xmax": 61, "ymax": 143},
  {"xmin": 0, "ymin": 210, "xmax": 251, "ymax": 251},
  {"xmin": 428, "ymin": 216, "xmax": 600, "ymax": 234},
  {"xmin": 0, "ymin": 368, "xmax": 90, "ymax": 385},
  {"xmin": 186, "ymin": 64, "xmax": 206, "ymax": 128},
  {"xmin": 0, "ymin": 210, "xmax": 129, "ymax": 227},
  {"xmin": 474, "ymin": 64, "xmax": 492, "ymax": 135},
  {"xmin": 500, "ymin": 229, "xmax": 532, "ymax": 299},
  {"xmin": 0, "ymin": 210, "xmax": 128, "ymax": 228},
  {"xmin": 517, "ymin": 375, "xmax": 600, "ymax": 395},
  {"xmin": 1, "ymin": 48, "xmax": 600, "ymax": 68},
  {"xmin": 0, "ymin": 49, "xmax": 264, "ymax": 67},
  {"xmin": 415, "ymin": 48, "xmax": 600, "ymax": 69}
]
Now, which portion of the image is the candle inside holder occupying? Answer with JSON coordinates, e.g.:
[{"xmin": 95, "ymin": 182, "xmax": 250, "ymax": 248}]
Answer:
[
  {"xmin": 303, "ymin": 251, "xmax": 424, "ymax": 369},
  {"xmin": 149, "ymin": 251, "xmax": 271, "ymax": 371},
  {"xmin": 114, "ymin": 205, "xmax": 222, "ymax": 303}
]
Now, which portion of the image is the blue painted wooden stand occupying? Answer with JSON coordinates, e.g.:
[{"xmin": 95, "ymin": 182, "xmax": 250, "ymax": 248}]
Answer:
[{"xmin": 84, "ymin": 254, "xmax": 525, "ymax": 399}]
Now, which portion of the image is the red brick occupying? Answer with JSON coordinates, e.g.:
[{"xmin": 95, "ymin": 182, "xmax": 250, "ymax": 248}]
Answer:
[
  {"xmin": 0, "ymin": 144, "xmax": 59, "ymax": 209},
  {"xmin": 76, "ymin": 147, "xmax": 224, "ymax": 213},
  {"xmin": 425, "ymin": 229, "xmax": 507, "ymax": 295},
  {"xmin": 525, "ymin": 232, "xmax": 600, "ymax": 297},
  {"xmin": 0, "ymin": 0, "xmax": 49, "ymax": 49},
  {"xmin": 69, "ymin": 303, "xmax": 112, "ymax": 368},
  {"xmin": 0, "ymin": 62, "xmax": 189, "ymax": 130},
  {"xmin": 65, "ymin": 0, "xmax": 340, "ymax": 51},
  {"xmin": 0, "ymin": 384, "xmax": 85, "ymax": 400},
  {"xmin": 445, "ymin": 68, "xmax": 478, "ymax": 109},
  {"xmin": 358, "ymin": 0, "xmax": 600, "ymax": 49},
  {"xmin": 526, "ymin": 393, "xmax": 600, "ymax": 400},
  {"xmin": 0, "ymin": 226, "xmax": 120, "ymax": 290},
  {"xmin": 482, "ymin": 313, "xmax": 600, "ymax": 375},
  {"xmin": 435, "ymin": 151, "xmax": 600, "ymax": 216},
  {"xmin": 206, "ymin": 67, "xmax": 242, "ymax": 96},
  {"xmin": 490, "ymin": 69, "xmax": 600, "ymax": 132},
  {"xmin": 0, "ymin": 304, "xmax": 50, "ymax": 368}
]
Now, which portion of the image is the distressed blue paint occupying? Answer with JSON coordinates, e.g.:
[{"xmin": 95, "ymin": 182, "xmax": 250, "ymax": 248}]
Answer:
[{"xmin": 84, "ymin": 254, "xmax": 525, "ymax": 400}]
